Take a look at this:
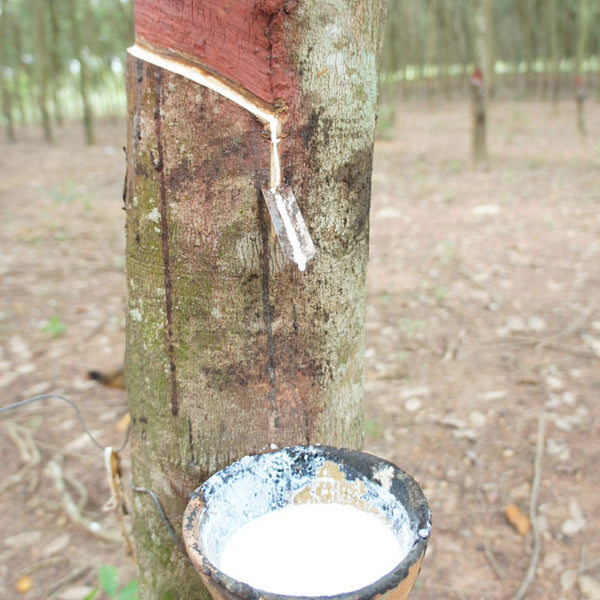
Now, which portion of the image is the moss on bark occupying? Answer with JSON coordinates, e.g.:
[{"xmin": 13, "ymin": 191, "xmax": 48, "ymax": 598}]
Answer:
[{"xmin": 126, "ymin": 1, "xmax": 387, "ymax": 597}]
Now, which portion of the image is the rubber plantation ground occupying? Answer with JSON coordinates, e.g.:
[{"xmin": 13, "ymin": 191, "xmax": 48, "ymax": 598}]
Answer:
[{"xmin": 1, "ymin": 100, "xmax": 599, "ymax": 599}]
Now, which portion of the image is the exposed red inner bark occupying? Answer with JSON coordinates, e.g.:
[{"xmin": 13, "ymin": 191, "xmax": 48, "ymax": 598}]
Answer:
[{"xmin": 134, "ymin": 0, "xmax": 294, "ymax": 104}]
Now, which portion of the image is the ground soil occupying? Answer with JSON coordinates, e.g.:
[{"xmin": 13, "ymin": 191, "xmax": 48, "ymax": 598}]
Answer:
[{"xmin": 1, "ymin": 101, "xmax": 599, "ymax": 599}]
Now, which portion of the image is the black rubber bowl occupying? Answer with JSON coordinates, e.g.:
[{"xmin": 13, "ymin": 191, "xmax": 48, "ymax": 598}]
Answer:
[{"xmin": 183, "ymin": 445, "xmax": 431, "ymax": 600}]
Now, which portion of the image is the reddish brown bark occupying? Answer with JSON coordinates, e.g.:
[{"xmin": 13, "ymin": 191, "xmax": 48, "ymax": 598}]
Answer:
[
  {"xmin": 134, "ymin": 0, "xmax": 294, "ymax": 104},
  {"xmin": 127, "ymin": 1, "xmax": 388, "ymax": 597}
]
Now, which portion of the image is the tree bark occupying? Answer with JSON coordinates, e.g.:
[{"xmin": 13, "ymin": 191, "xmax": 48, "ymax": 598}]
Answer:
[
  {"xmin": 32, "ymin": 0, "xmax": 53, "ymax": 143},
  {"xmin": 12, "ymin": 17, "xmax": 29, "ymax": 125},
  {"xmin": 68, "ymin": 0, "xmax": 95, "ymax": 145},
  {"xmin": 575, "ymin": 0, "xmax": 589, "ymax": 136},
  {"xmin": 516, "ymin": 0, "xmax": 536, "ymax": 97},
  {"xmin": 379, "ymin": 0, "xmax": 402, "ymax": 129},
  {"xmin": 0, "ymin": 0, "xmax": 16, "ymax": 142},
  {"xmin": 125, "ymin": 1, "xmax": 388, "ymax": 598},
  {"xmin": 547, "ymin": 0, "xmax": 560, "ymax": 108},
  {"xmin": 483, "ymin": 0, "xmax": 495, "ymax": 98},
  {"xmin": 48, "ymin": 0, "xmax": 64, "ymax": 127},
  {"xmin": 472, "ymin": 0, "xmax": 488, "ymax": 164}
]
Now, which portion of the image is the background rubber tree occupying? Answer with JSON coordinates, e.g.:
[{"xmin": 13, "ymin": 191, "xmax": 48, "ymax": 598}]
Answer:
[
  {"xmin": 574, "ymin": 0, "xmax": 589, "ymax": 136},
  {"xmin": 471, "ymin": 0, "xmax": 492, "ymax": 164},
  {"xmin": 124, "ymin": 0, "xmax": 388, "ymax": 597},
  {"xmin": 0, "ymin": 0, "xmax": 16, "ymax": 142}
]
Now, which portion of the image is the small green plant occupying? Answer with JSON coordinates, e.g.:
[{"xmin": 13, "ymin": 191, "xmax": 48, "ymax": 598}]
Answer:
[
  {"xmin": 527, "ymin": 157, "xmax": 546, "ymax": 169},
  {"xmin": 49, "ymin": 179, "xmax": 90, "ymax": 209},
  {"xmin": 397, "ymin": 317, "xmax": 426, "ymax": 336},
  {"xmin": 49, "ymin": 179, "xmax": 80, "ymax": 204},
  {"xmin": 364, "ymin": 419, "xmax": 384, "ymax": 440},
  {"xmin": 434, "ymin": 287, "xmax": 448, "ymax": 301},
  {"xmin": 437, "ymin": 240, "xmax": 457, "ymax": 266},
  {"xmin": 83, "ymin": 565, "xmax": 138, "ymax": 600},
  {"xmin": 443, "ymin": 159, "xmax": 464, "ymax": 174},
  {"xmin": 41, "ymin": 316, "xmax": 67, "ymax": 337},
  {"xmin": 51, "ymin": 231, "xmax": 72, "ymax": 242}
]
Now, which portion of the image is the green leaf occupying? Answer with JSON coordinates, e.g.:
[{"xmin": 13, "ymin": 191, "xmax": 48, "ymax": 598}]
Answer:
[
  {"xmin": 99, "ymin": 565, "xmax": 119, "ymax": 598},
  {"xmin": 117, "ymin": 579, "xmax": 138, "ymax": 600},
  {"xmin": 41, "ymin": 316, "xmax": 67, "ymax": 338},
  {"xmin": 82, "ymin": 589, "xmax": 99, "ymax": 600}
]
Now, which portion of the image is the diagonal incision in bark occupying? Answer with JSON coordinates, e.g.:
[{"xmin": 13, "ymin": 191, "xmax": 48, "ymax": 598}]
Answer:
[{"xmin": 127, "ymin": 43, "xmax": 314, "ymax": 271}]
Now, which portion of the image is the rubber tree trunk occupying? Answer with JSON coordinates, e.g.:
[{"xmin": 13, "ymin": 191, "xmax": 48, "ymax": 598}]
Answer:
[
  {"xmin": 48, "ymin": 0, "xmax": 64, "ymax": 127},
  {"xmin": 12, "ymin": 18, "xmax": 29, "ymax": 125},
  {"xmin": 516, "ymin": 0, "xmax": 535, "ymax": 97},
  {"xmin": 0, "ymin": 0, "xmax": 16, "ymax": 142},
  {"xmin": 575, "ymin": 0, "xmax": 589, "ymax": 136},
  {"xmin": 32, "ymin": 0, "xmax": 53, "ymax": 143},
  {"xmin": 483, "ymin": 0, "xmax": 495, "ymax": 98},
  {"xmin": 68, "ymin": 0, "xmax": 95, "ymax": 145},
  {"xmin": 548, "ymin": 0, "xmax": 560, "ymax": 108},
  {"xmin": 471, "ymin": 0, "xmax": 488, "ymax": 164},
  {"xmin": 125, "ymin": 1, "xmax": 388, "ymax": 598}
]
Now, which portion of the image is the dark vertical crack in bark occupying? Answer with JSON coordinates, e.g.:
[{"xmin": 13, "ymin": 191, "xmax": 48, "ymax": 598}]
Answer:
[
  {"xmin": 188, "ymin": 417, "xmax": 196, "ymax": 467},
  {"xmin": 291, "ymin": 299, "xmax": 311, "ymax": 445},
  {"xmin": 153, "ymin": 67, "xmax": 178, "ymax": 417},
  {"xmin": 257, "ymin": 181, "xmax": 278, "ymax": 427}
]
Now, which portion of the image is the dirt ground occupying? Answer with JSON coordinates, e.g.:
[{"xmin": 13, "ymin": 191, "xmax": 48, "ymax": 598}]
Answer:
[{"xmin": 1, "ymin": 101, "xmax": 599, "ymax": 599}]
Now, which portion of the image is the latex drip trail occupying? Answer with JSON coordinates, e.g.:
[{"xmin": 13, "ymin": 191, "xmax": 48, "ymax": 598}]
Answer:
[{"xmin": 127, "ymin": 44, "xmax": 315, "ymax": 271}]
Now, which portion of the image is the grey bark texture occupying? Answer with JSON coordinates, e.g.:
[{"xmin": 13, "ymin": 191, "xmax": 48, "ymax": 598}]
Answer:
[
  {"xmin": 0, "ymin": 0, "xmax": 15, "ymax": 142},
  {"xmin": 124, "ymin": 1, "xmax": 388, "ymax": 598},
  {"xmin": 575, "ymin": 0, "xmax": 589, "ymax": 136},
  {"xmin": 472, "ymin": 0, "xmax": 488, "ymax": 164},
  {"xmin": 33, "ymin": 0, "xmax": 52, "ymax": 143},
  {"xmin": 68, "ymin": 0, "xmax": 95, "ymax": 145}
]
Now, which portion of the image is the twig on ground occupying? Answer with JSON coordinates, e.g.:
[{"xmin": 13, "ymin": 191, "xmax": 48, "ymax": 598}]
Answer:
[
  {"xmin": 45, "ymin": 454, "xmax": 121, "ymax": 543},
  {"xmin": 541, "ymin": 342, "xmax": 597, "ymax": 359},
  {"xmin": 465, "ymin": 338, "xmax": 597, "ymax": 359},
  {"xmin": 536, "ymin": 300, "xmax": 596, "ymax": 351},
  {"xmin": 450, "ymin": 263, "xmax": 502, "ymax": 310},
  {"xmin": 512, "ymin": 411, "xmax": 547, "ymax": 600},
  {"xmin": 424, "ymin": 583, "xmax": 504, "ymax": 598},
  {"xmin": 46, "ymin": 564, "xmax": 94, "ymax": 600},
  {"xmin": 441, "ymin": 331, "xmax": 464, "ymax": 362},
  {"xmin": 483, "ymin": 541, "xmax": 507, "ymax": 580},
  {"xmin": 63, "ymin": 471, "xmax": 89, "ymax": 513},
  {"xmin": 578, "ymin": 555, "xmax": 600, "ymax": 574},
  {"xmin": 23, "ymin": 555, "xmax": 69, "ymax": 575},
  {"xmin": 6, "ymin": 423, "xmax": 40, "ymax": 463},
  {"xmin": 1, "ymin": 423, "xmax": 41, "ymax": 494}
]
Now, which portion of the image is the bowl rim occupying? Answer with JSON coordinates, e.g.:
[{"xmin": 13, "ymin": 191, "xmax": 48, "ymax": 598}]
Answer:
[{"xmin": 182, "ymin": 444, "xmax": 431, "ymax": 600}]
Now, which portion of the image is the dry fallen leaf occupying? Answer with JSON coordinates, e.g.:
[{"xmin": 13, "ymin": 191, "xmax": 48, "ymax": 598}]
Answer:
[
  {"xmin": 115, "ymin": 411, "xmax": 131, "ymax": 433},
  {"xmin": 504, "ymin": 503, "xmax": 531, "ymax": 535},
  {"xmin": 16, "ymin": 575, "xmax": 33, "ymax": 593}
]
